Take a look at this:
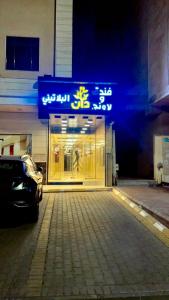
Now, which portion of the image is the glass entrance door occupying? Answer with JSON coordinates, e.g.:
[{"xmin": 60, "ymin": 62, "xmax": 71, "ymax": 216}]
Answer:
[{"xmin": 48, "ymin": 114, "xmax": 105, "ymax": 185}]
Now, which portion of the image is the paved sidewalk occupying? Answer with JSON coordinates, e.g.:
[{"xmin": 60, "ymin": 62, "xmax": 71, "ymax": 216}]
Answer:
[
  {"xmin": 1, "ymin": 191, "xmax": 169, "ymax": 299},
  {"xmin": 114, "ymin": 186, "xmax": 169, "ymax": 227}
]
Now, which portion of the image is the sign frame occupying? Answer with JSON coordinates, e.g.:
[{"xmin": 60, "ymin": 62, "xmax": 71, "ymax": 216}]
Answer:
[{"xmin": 38, "ymin": 77, "xmax": 116, "ymax": 119}]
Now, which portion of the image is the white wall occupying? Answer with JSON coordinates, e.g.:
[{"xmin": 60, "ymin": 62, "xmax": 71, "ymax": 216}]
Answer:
[
  {"xmin": 55, "ymin": 0, "xmax": 73, "ymax": 77},
  {"xmin": 147, "ymin": 0, "xmax": 169, "ymax": 102},
  {"xmin": 0, "ymin": 0, "xmax": 73, "ymax": 109},
  {"xmin": 0, "ymin": 0, "xmax": 73, "ymax": 170},
  {"xmin": 0, "ymin": 112, "xmax": 48, "ymax": 162},
  {"xmin": 0, "ymin": 78, "xmax": 37, "ymax": 108},
  {"xmin": 3, "ymin": 146, "xmax": 10, "ymax": 155},
  {"xmin": 0, "ymin": 0, "xmax": 54, "ymax": 79},
  {"xmin": 14, "ymin": 142, "xmax": 20, "ymax": 155}
]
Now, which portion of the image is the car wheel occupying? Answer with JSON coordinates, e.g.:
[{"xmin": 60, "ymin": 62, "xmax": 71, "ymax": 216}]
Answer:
[{"xmin": 30, "ymin": 204, "xmax": 39, "ymax": 222}]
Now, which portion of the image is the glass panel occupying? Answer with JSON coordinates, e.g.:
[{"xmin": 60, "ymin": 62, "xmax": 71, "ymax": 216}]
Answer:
[
  {"xmin": 0, "ymin": 134, "xmax": 32, "ymax": 156},
  {"xmin": 6, "ymin": 36, "xmax": 39, "ymax": 71},
  {"xmin": 64, "ymin": 150, "xmax": 73, "ymax": 172},
  {"xmin": 48, "ymin": 114, "xmax": 105, "ymax": 185}
]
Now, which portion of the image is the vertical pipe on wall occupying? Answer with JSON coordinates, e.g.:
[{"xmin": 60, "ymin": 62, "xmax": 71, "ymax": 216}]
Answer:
[
  {"xmin": 53, "ymin": 0, "xmax": 56, "ymax": 77},
  {"xmin": 112, "ymin": 130, "xmax": 117, "ymax": 185},
  {"xmin": 105, "ymin": 121, "xmax": 113, "ymax": 187}
]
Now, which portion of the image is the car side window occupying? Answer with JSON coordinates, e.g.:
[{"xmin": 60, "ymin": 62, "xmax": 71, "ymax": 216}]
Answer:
[{"xmin": 22, "ymin": 162, "xmax": 27, "ymax": 173}]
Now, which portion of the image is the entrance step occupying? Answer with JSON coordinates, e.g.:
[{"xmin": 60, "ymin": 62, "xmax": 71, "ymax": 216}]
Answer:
[
  {"xmin": 43, "ymin": 185, "xmax": 112, "ymax": 192},
  {"xmin": 117, "ymin": 179, "xmax": 156, "ymax": 187}
]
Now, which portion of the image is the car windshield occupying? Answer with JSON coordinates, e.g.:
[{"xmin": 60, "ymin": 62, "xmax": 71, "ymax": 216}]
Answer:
[{"xmin": 0, "ymin": 160, "xmax": 24, "ymax": 176}]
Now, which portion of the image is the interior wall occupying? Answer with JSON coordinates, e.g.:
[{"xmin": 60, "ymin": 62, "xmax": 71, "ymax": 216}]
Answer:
[{"xmin": 0, "ymin": 112, "xmax": 48, "ymax": 162}]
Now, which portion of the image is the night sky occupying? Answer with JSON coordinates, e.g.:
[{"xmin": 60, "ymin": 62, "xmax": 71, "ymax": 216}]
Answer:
[{"xmin": 73, "ymin": 0, "xmax": 140, "ymax": 90}]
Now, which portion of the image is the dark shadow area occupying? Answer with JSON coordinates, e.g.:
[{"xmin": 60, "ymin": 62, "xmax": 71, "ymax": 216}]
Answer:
[
  {"xmin": 0, "ymin": 209, "xmax": 36, "ymax": 228},
  {"xmin": 73, "ymin": 0, "xmax": 151, "ymax": 180},
  {"xmin": 115, "ymin": 111, "xmax": 153, "ymax": 179},
  {"xmin": 73, "ymin": 0, "xmax": 140, "ymax": 88}
]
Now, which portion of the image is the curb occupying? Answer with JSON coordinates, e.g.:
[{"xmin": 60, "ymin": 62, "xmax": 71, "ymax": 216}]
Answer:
[
  {"xmin": 112, "ymin": 187, "xmax": 169, "ymax": 248},
  {"xmin": 113, "ymin": 187, "xmax": 169, "ymax": 228},
  {"xmin": 2, "ymin": 295, "xmax": 169, "ymax": 300},
  {"xmin": 43, "ymin": 186, "xmax": 113, "ymax": 193}
]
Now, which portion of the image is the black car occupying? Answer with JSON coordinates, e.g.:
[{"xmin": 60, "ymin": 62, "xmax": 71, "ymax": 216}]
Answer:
[{"xmin": 0, "ymin": 154, "xmax": 43, "ymax": 222}]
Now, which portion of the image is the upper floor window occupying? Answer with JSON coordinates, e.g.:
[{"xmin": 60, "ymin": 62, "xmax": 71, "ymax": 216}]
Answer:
[{"xmin": 6, "ymin": 36, "xmax": 39, "ymax": 71}]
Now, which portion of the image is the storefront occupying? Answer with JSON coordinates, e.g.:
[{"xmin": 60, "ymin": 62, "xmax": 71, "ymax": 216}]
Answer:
[{"xmin": 38, "ymin": 77, "xmax": 116, "ymax": 186}]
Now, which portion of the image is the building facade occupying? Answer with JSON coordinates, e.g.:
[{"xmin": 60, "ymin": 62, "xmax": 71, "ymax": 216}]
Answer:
[
  {"xmin": 139, "ymin": 0, "xmax": 169, "ymax": 184},
  {"xmin": 0, "ymin": 0, "xmax": 115, "ymax": 186}
]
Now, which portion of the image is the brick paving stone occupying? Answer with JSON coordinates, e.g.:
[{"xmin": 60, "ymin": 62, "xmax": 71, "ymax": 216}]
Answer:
[
  {"xmin": 94, "ymin": 286, "xmax": 104, "ymax": 295},
  {"xmin": 64, "ymin": 287, "xmax": 73, "ymax": 296},
  {"xmin": 72, "ymin": 287, "xmax": 80, "ymax": 295},
  {"xmin": 41, "ymin": 191, "xmax": 169, "ymax": 297},
  {"xmin": 1, "ymin": 191, "xmax": 169, "ymax": 298}
]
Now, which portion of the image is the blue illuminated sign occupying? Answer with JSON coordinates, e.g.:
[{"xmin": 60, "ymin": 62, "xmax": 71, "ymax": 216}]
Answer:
[{"xmin": 38, "ymin": 78, "xmax": 115, "ymax": 118}]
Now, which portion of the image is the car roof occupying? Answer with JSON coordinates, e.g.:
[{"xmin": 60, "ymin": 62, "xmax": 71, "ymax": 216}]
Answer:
[{"xmin": 0, "ymin": 155, "xmax": 30, "ymax": 161}]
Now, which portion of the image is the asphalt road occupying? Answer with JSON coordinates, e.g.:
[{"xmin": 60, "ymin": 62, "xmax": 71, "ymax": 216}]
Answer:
[{"xmin": 0, "ymin": 191, "xmax": 169, "ymax": 299}]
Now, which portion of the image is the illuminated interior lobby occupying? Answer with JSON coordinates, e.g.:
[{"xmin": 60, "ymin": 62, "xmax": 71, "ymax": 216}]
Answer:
[{"xmin": 48, "ymin": 114, "xmax": 105, "ymax": 185}]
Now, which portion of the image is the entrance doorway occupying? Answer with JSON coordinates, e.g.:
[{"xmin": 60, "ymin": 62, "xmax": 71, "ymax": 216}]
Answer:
[{"xmin": 48, "ymin": 114, "xmax": 105, "ymax": 186}]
